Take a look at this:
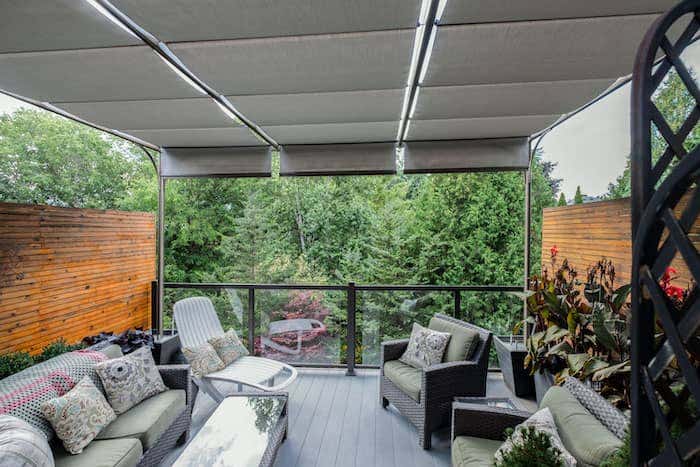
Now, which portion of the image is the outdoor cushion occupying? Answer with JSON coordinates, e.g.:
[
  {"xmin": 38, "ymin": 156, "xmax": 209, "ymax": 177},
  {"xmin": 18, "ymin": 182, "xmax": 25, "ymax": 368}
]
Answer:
[
  {"xmin": 181, "ymin": 342, "xmax": 226, "ymax": 378},
  {"xmin": 428, "ymin": 316, "xmax": 480, "ymax": 362},
  {"xmin": 383, "ymin": 360, "xmax": 422, "ymax": 402},
  {"xmin": 0, "ymin": 415, "xmax": 54, "ymax": 467},
  {"xmin": 451, "ymin": 435, "xmax": 502, "ymax": 467},
  {"xmin": 96, "ymin": 389, "xmax": 186, "ymax": 450},
  {"xmin": 95, "ymin": 346, "xmax": 167, "ymax": 414},
  {"xmin": 399, "ymin": 322, "xmax": 451, "ymax": 369},
  {"xmin": 99, "ymin": 345, "xmax": 124, "ymax": 360},
  {"xmin": 541, "ymin": 385, "xmax": 622, "ymax": 466},
  {"xmin": 41, "ymin": 377, "xmax": 116, "ymax": 455},
  {"xmin": 208, "ymin": 329, "xmax": 249, "ymax": 365},
  {"xmin": 53, "ymin": 438, "xmax": 142, "ymax": 467}
]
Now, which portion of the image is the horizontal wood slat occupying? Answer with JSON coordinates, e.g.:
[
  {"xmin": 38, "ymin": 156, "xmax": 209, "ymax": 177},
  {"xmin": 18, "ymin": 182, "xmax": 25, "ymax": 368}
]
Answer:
[
  {"xmin": 541, "ymin": 196, "xmax": 695, "ymax": 289},
  {"xmin": 0, "ymin": 202, "xmax": 155, "ymax": 355}
]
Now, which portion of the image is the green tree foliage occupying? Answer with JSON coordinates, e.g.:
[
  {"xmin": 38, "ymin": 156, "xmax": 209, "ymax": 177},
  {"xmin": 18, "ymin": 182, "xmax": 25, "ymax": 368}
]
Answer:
[
  {"xmin": 495, "ymin": 426, "xmax": 565, "ymax": 467},
  {"xmin": 557, "ymin": 193, "xmax": 567, "ymax": 206},
  {"xmin": 574, "ymin": 185, "xmax": 584, "ymax": 204}
]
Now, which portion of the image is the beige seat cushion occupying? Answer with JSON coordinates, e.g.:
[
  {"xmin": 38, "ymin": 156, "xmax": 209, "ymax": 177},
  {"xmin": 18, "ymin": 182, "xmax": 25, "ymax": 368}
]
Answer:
[
  {"xmin": 428, "ymin": 316, "xmax": 480, "ymax": 362},
  {"xmin": 452, "ymin": 435, "xmax": 501, "ymax": 467},
  {"xmin": 96, "ymin": 390, "xmax": 186, "ymax": 450},
  {"xmin": 383, "ymin": 360, "xmax": 422, "ymax": 402},
  {"xmin": 53, "ymin": 438, "xmax": 142, "ymax": 467},
  {"xmin": 540, "ymin": 386, "xmax": 622, "ymax": 466}
]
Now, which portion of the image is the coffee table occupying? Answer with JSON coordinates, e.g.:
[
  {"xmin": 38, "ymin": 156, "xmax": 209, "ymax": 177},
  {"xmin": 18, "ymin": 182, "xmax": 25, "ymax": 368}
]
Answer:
[{"xmin": 173, "ymin": 392, "xmax": 288, "ymax": 467}]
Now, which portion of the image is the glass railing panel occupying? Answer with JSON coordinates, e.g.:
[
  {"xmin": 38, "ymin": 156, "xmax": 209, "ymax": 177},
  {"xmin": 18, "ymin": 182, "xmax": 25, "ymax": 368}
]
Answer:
[{"xmin": 253, "ymin": 288, "xmax": 346, "ymax": 365}]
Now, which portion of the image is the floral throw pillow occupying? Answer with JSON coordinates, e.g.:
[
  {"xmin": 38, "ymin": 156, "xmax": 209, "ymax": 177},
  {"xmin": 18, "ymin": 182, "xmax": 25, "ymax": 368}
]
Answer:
[
  {"xmin": 94, "ymin": 346, "xmax": 167, "ymax": 414},
  {"xmin": 181, "ymin": 342, "xmax": 226, "ymax": 378},
  {"xmin": 399, "ymin": 322, "xmax": 451, "ymax": 369},
  {"xmin": 494, "ymin": 407, "xmax": 577, "ymax": 466},
  {"xmin": 208, "ymin": 329, "xmax": 249, "ymax": 365},
  {"xmin": 41, "ymin": 376, "xmax": 116, "ymax": 455}
]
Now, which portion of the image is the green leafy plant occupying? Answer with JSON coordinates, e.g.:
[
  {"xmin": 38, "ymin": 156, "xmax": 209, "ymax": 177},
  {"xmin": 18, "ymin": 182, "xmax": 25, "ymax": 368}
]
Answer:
[
  {"xmin": 34, "ymin": 338, "xmax": 86, "ymax": 363},
  {"xmin": 0, "ymin": 351, "xmax": 34, "ymax": 379},
  {"xmin": 495, "ymin": 426, "xmax": 564, "ymax": 467},
  {"xmin": 600, "ymin": 430, "xmax": 631, "ymax": 467}
]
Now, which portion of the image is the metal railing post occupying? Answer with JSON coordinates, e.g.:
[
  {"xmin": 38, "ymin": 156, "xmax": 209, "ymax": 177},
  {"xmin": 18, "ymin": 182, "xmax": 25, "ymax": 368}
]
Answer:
[
  {"xmin": 150, "ymin": 280, "xmax": 160, "ymax": 334},
  {"xmin": 453, "ymin": 289, "xmax": 461, "ymax": 318},
  {"xmin": 248, "ymin": 287, "xmax": 255, "ymax": 354},
  {"xmin": 346, "ymin": 282, "xmax": 356, "ymax": 376}
]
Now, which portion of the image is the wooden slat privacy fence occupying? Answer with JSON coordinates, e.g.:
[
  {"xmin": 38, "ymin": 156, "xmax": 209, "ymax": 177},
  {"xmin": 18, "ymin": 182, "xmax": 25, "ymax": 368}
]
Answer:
[
  {"xmin": 541, "ymin": 196, "xmax": 698, "ymax": 289},
  {"xmin": 0, "ymin": 202, "xmax": 155, "ymax": 355}
]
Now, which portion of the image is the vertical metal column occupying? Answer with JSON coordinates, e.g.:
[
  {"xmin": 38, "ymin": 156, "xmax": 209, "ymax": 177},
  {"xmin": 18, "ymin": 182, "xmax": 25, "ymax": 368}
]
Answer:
[
  {"xmin": 523, "ymin": 157, "xmax": 532, "ymax": 341},
  {"xmin": 453, "ymin": 289, "xmax": 461, "ymax": 319},
  {"xmin": 248, "ymin": 287, "xmax": 256, "ymax": 354},
  {"xmin": 157, "ymin": 176, "xmax": 166, "ymax": 340},
  {"xmin": 346, "ymin": 282, "xmax": 356, "ymax": 376}
]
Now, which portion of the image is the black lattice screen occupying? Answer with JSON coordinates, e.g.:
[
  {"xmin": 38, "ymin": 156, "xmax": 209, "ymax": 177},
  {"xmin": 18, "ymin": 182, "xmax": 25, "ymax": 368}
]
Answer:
[{"xmin": 631, "ymin": 1, "xmax": 700, "ymax": 465}]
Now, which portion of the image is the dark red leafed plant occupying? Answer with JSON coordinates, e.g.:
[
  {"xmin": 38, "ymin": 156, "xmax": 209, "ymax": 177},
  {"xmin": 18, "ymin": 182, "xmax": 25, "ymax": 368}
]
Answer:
[{"xmin": 660, "ymin": 267, "xmax": 688, "ymax": 304}]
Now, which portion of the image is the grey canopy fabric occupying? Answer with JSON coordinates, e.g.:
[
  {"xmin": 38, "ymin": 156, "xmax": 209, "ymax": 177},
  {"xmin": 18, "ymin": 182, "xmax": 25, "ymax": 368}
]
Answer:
[{"xmin": 0, "ymin": 0, "xmax": 677, "ymax": 173}]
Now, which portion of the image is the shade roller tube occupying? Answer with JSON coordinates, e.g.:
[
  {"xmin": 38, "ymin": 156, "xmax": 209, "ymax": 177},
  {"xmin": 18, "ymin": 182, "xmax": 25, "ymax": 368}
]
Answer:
[
  {"xmin": 403, "ymin": 138, "xmax": 529, "ymax": 173},
  {"xmin": 280, "ymin": 143, "xmax": 397, "ymax": 176},
  {"xmin": 161, "ymin": 146, "xmax": 272, "ymax": 178}
]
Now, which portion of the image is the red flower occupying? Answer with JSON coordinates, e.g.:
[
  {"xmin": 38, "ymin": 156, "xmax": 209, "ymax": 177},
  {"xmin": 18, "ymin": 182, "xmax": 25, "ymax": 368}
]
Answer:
[{"xmin": 550, "ymin": 245, "xmax": 559, "ymax": 258}]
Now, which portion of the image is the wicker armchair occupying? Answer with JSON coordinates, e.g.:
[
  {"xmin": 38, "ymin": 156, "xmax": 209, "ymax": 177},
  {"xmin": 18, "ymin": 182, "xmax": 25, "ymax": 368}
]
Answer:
[{"xmin": 380, "ymin": 314, "xmax": 493, "ymax": 449}]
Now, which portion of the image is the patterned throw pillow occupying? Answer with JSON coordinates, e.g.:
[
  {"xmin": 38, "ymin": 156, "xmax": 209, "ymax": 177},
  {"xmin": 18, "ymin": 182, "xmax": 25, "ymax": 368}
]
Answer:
[
  {"xmin": 0, "ymin": 415, "xmax": 54, "ymax": 467},
  {"xmin": 94, "ymin": 346, "xmax": 167, "ymax": 414},
  {"xmin": 399, "ymin": 322, "xmax": 451, "ymax": 369},
  {"xmin": 181, "ymin": 342, "xmax": 226, "ymax": 378},
  {"xmin": 494, "ymin": 407, "xmax": 577, "ymax": 467},
  {"xmin": 41, "ymin": 376, "xmax": 116, "ymax": 455},
  {"xmin": 208, "ymin": 329, "xmax": 249, "ymax": 365}
]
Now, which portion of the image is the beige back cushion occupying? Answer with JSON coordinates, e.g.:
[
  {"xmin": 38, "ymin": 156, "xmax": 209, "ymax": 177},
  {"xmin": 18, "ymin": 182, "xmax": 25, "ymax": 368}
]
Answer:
[{"xmin": 428, "ymin": 316, "xmax": 480, "ymax": 362}]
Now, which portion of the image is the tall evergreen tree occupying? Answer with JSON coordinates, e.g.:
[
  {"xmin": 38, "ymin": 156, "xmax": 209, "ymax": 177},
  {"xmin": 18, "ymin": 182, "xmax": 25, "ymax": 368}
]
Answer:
[
  {"xmin": 557, "ymin": 192, "xmax": 567, "ymax": 206},
  {"xmin": 574, "ymin": 186, "xmax": 584, "ymax": 204}
]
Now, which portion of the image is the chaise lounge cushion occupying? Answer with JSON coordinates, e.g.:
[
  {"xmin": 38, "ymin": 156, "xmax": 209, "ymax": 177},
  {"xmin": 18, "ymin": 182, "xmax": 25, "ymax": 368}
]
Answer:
[
  {"xmin": 541, "ymin": 386, "xmax": 622, "ymax": 466},
  {"xmin": 53, "ymin": 438, "xmax": 142, "ymax": 467},
  {"xmin": 383, "ymin": 360, "xmax": 422, "ymax": 402},
  {"xmin": 428, "ymin": 316, "xmax": 480, "ymax": 362},
  {"xmin": 451, "ymin": 435, "xmax": 502, "ymax": 467},
  {"xmin": 95, "ymin": 389, "xmax": 186, "ymax": 450}
]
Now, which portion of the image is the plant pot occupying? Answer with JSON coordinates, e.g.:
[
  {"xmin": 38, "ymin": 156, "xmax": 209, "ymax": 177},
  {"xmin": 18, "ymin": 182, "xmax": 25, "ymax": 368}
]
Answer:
[
  {"xmin": 494, "ymin": 335, "xmax": 535, "ymax": 398},
  {"xmin": 534, "ymin": 369, "xmax": 556, "ymax": 404},
  {"xmin": 152, "ymin": 331, "xmax": 181, "ymax": 365}
]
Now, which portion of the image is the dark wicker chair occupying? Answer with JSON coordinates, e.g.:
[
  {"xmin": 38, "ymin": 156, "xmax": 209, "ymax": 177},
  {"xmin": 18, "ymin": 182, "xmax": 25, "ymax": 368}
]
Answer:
[{"xmin": 380, "ymin": 314, "xmax": 493, "ymax": 449}]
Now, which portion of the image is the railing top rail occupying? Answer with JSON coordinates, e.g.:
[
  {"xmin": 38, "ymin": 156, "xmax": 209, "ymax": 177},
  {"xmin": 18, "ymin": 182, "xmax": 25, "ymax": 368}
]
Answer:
[{"xmin": 162, "ymin": 281, "xmax": 523, "ymax": 292}]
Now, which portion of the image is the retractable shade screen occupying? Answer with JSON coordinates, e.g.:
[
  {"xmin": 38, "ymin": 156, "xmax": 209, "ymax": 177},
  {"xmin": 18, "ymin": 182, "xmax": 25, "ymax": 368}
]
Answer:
[{"xmin": 0, "ymin": 0, "xmax": 678, "ymax": 173}]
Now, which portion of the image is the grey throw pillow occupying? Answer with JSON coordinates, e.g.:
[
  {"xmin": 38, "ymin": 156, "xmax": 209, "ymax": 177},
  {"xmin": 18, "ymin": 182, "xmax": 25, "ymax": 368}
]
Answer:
[
  {"xmin": 0, "ymin": 415, "xmax": 54, "ymax": 467},
  {"xmin": 94, "ymin": 346, "xmax": 167, "ymax": 414},
  {"xmin": 208, "ymin": 329, "xmax": 249, "ymax": 366},
  {"xmin": 41, "ymin": 376, "xmax": 116, "ymax": 455},
  {"xmin": 399, "ymin": 322, "xmax": 451, "ymax": 369},
  {"xmin": 181, "ymin": 342, "xmax": 226, "ymax": 378}
]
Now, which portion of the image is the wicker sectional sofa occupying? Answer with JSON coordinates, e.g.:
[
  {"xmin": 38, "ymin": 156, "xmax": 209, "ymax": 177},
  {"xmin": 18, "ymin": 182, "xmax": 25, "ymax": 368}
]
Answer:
[
  {"xmin": 451, "ymin": 377, "xmax": 628, "ymax": 466},
  {"xmin": 0, "ymin": 345, "xmax": 194, "ymax": 467},
  {"xmin": 380, "ymin": 314, "xmax": 493, "ymax": 449}
]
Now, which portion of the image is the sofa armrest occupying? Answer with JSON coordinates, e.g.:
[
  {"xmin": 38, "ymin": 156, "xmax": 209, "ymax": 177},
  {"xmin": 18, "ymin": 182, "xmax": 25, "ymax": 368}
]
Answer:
[
  {"xmin": 452, "ymin": 402, "xmax": 531, "ymax": 441},
  {"xmin": 423, "ymin": 360, "xmax": 486, "ymax": 397},
  {"xmin": 158, "ymin": 364, "xmax": 195, "ymax": 410},
  {"xmin": 380, "ymin": 339, "xmax": 409, "ymax": 365}
]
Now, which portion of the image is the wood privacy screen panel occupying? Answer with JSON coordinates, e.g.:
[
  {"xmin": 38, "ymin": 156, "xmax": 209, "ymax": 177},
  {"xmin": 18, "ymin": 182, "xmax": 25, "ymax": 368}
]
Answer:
[
  {"xmin": 0, "ymin": 203, "xmax": 155, "ymax": 355},
  {"xmin": 541, "ymin": 196, "xmax": 698, "ymax": 289}
]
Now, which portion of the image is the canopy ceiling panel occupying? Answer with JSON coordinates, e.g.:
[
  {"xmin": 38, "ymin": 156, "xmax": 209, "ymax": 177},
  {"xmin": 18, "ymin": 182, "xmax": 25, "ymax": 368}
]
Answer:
[
  {"xmin": 169, "ymin": 30, "xmax": 413, "ymax": 95},
  {"xmin": 112, "ymin": 0, "xmax": 420, "ymax": 42},
  {"xmin": 403, "ymin": 138, "xmax": 529, "ymax": 173},
  {"xmin": 407, "ymin": 115, "xmax": 560, "ymax": 141},
  {"xmin": 0, "ymin": 46, "xmax": 201, "ymax": 102},
  {"xmin": 280, "ymin": 143, "xmax": 396, "ymax": 176},
  {"xmin": 161, "ymin": 146, "xmax": 271, "ymax": 177},
  {"xmin": 415, "ymin": 79, "xmax": 613, "ymax": 120},
  {"xmin": 59, "ymin": 98, "xmax": 236, "ymax": 131},
  {"xmin": 440, "ymin": 0, "xmax": 676, "ymax": 25},
  {"xmin": 126, "ymin": 128, "xmax": 262, "ymax": 147},
  {"xmin": 425, "ymin": 15, "xmax": 659, "ymax": 87},
  {"xmin": 268, "ymin": 122, "xmax": 398, "ymax": 145},
  {"xmin": 0, "ymin": 0, "xmax": 138, "ymax": 53}
]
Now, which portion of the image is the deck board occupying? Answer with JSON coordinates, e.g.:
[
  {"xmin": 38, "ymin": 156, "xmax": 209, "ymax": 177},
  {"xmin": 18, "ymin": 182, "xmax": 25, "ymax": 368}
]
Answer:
[{"xmin": 160, "ymin": 369, "xmax": 537, "ymax": 467}]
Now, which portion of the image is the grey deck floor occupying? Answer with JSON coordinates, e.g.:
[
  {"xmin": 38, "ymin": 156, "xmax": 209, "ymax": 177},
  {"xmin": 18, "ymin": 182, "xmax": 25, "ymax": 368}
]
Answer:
[{"xmin": 161, "ymin": 369, "xmax": 536, "ymax": 467}]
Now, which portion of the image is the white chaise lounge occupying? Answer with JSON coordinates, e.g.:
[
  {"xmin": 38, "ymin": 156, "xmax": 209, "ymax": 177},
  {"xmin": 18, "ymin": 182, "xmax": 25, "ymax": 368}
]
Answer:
[{"xmin": 174, "ymin": 296, "xmax": 297, "ymax": 402}]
